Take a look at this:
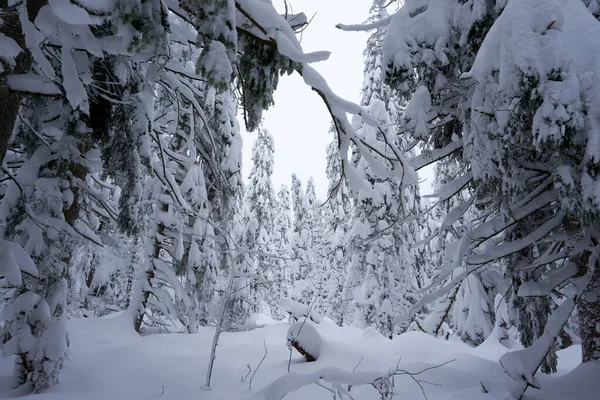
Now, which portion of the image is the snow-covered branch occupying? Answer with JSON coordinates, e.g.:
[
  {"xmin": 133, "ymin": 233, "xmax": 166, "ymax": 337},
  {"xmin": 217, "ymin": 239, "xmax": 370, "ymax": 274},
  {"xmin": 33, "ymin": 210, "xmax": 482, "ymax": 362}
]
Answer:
[
  {"xmin": 234, "ymin": 0, "xmax": 417, "ymax": 190},
  {"xmin": 398, "ymin": 189, "xmax": 559, "ymax": 323},
  {"xmin": 335, "ymin": 15, "xmax": 393, "ymax": 32},
  {"xmin": 500, "ymin": 272, "xmax": 590, "ymax": 394},
  {"xmin": 256, "ymin": 359, "xmax": 455, "ymax": 400},
  {"xmin": 409, "ymin": 139, "xmax": 463, "ymax": 171}
]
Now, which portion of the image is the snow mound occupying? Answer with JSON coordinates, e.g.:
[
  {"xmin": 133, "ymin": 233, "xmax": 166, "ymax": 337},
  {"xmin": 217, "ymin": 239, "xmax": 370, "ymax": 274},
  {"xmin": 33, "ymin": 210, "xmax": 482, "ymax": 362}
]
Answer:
[
  {"xmin": 361, "ymin": 326, "xmax": 384, "ymax": 339},
  {"xmin": 278, "ymin": 297, "xmax": 322, "ymax": 324},
  {"xmin": 287, "ymin": 321, "xmax": 322, "ymax": 361}
]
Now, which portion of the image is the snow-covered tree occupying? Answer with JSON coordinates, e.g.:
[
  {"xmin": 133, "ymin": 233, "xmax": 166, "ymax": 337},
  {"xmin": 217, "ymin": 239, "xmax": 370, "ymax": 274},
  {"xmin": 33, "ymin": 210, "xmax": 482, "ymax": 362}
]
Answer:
[
  {"xmin": 199, "ymin": 81, "xmax": 244, "ymax": 328},
  {"xmin": 322, "ymin": 136, "xmax": 353, "ymax": 325},
  {"xmin": 238, "ymin": 131, "xmax": 278, "ymax": 321},
  {"xmin": 290, "ymin": 174, "xmax": 307, "ymax": 300},
  {"xmin": 272, "ymin": 184, "xmax": 293, "ymax": 318},
  {"xmin": 452, "ymin": 273, "xmax": 494, "ymax": 346},
  {"xmin": 299, "ymin": 178, "xmax": 326, "ymax": 308},
  {"xmin": 0, "ymin": 1, "xmax": 130, "ymax": 389},
  {"xmin": 347, "ymin": 99, "xmax": 417, "ymax": 337},
  {"xmin": 340, "ymin": 0, "xmax": 424, "ymax": 337},
  {"xmin": 360, "ymin": 0, "xmax": 402, "ymax": 116},
  {"xmin": 0, "ymin": 0, "xmax": 423, "ymax": 393},
  {"xmin": 465, "ymin": 0, "xmax": 600, "ymax": 367},
  {"xmin": 377, "ymin": 2, "xmax": 600, "ymax": 391}
]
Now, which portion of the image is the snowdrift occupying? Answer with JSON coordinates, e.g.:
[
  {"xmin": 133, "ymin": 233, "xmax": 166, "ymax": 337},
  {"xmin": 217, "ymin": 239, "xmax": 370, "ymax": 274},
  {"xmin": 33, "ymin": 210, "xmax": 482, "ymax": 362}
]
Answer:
[{"xmin": 0, "ymin": 313, "xmax": 596, "ymax": 400}]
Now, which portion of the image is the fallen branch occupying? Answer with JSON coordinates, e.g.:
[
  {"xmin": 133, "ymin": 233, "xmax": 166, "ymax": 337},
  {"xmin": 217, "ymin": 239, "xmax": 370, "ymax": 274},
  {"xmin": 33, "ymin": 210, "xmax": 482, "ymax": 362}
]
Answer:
[
  {"xmin": 258, "ymin": 359, "xmax": 456, "ymax": 400},
  {"xmin": 287, "ymin": 296, "xmax": 319, "ymax": 371}
]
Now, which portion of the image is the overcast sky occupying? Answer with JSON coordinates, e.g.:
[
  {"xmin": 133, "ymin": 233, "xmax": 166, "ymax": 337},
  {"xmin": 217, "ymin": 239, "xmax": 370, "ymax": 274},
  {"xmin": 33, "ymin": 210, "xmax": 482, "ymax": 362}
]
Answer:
[
  {"xmin": 239, "ymin": 1, "xmax": 434, "ymax": 200},
  {"xmin": 239, "ymin": 0, "xmax": 371, "ymax": 199}
]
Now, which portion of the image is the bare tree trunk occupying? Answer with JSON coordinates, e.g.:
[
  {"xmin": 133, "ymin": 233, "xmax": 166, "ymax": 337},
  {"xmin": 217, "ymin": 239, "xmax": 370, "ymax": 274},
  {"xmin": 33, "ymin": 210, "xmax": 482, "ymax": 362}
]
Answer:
[{"xmin": 203, "ymin": 243, "xmax": 236, "ymax": 390}]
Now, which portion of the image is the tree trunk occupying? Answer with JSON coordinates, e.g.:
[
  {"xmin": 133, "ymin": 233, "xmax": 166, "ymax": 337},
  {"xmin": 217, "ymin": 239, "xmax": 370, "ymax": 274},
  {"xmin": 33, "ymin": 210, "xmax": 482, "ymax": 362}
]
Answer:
[
  {"xmin": 579, "ymin": 256, "xmax": 600, "ymax": 362},
  {"xmin": 133, "ymin": 201, "xmax": 167, "ymax": 333},
  {"xmin": 203, "ymin": 246, "xmax": 235, "ymax": 390}
]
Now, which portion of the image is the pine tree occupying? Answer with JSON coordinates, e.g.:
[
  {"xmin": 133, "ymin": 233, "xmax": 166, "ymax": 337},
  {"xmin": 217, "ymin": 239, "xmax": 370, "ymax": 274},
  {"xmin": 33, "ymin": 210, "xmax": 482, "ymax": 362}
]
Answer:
[
  {"xmin": 238, "ymin": 131, "xmax": 278, "ymax": 321},
  {"xmin": 360, "ymin": 0, "xmax": 402, "ymax": 116},
  {"xmin": 0, "ymin": 1, "xmax": 126, "ymax": 389},
  {"xmin": 343, "ymin": 0, "xmax": 424, "ymax": 336},
  {"xmin": 290, "ymin": 174, "xmax": 307, "ymax": 301},
  {"xmin": 322, "ymin": 135, "xmax": 353, "ymax": 325},
  {"xmin": 0, "ymin": 106, "xmax": 87, "ymax": 391},
  {"xmin": 381, "ymin": 2, "xmax": 600, "ymax": 388},
  {"xmin": 453, "ymin": 273, "xmax": 493, "ymax": 346},
  {"xmin": 464, "ymin": 0, "xmax": 600, "ymax": 367},
  {"xmin": 199, "ymin": 81, "xmax": 244, "ymax": 328},
  {"xmin": 300, "ymin": 177, "xmax": 325, "ymax": 309},
  {"xmin": 347, "ymin": 99, "xmax": 416, "ymax": 337},
  {"xmin": 380, "ymin": 0, "xmax": 507, "ymax": 344},
  {"xmin": 272, "ymin": 184, "xmax": 293, "ymax": 318}
]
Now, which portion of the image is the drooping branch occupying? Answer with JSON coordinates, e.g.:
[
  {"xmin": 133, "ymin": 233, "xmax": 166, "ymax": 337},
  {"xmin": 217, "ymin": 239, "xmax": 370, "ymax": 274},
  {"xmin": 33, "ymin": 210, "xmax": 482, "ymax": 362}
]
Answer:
[
  {"xmin": 397, "ymin": 190, "xmax": 559, "ymax": 323},
  {"xmin": 234, "ymin": 0, "xmax": 417, "ymax": 190},
  {"xmin": 409, "ymin": 139, "xmax": 463, "ymax": 171},
  {"xmin": 499, "ymin": 271, "xmax": 591, "ymax": 397}
]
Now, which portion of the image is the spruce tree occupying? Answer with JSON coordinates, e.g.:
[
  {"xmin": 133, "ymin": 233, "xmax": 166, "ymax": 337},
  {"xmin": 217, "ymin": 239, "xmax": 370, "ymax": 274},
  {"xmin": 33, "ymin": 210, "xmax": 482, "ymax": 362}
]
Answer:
[
  {"xmin": 290, "ymin": 174, "xmax": 308, "ymax": 301},
  {"xmin": 347, "ymin": 99, "xmax": 416, "ymax": 337},
  {"xmin": 239, "ymin": 131, "xmax": 278, "ymax": 320},
  {"xmin": 380, "ymin": 1, "xmax": 600, "ymax": 384},
  {"xmin": 322, "ymin": 135, "xmax": 353, "ymax": 325},
  {"xmin": 272, "ymin": 184, "xmax": 293, "ymax": 318}
]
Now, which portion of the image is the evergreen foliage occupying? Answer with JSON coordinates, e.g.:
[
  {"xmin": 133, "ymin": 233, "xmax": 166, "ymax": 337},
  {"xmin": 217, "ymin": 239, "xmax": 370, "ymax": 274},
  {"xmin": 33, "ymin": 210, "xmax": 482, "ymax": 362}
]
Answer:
[{"xmin": 0, "ymin": 0, "xmax": 598, "ymax": 395}]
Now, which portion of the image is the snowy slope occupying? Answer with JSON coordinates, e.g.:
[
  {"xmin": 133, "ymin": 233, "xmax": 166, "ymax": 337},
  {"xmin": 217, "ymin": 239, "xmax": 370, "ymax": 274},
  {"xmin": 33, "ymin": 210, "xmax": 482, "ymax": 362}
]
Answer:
[{"xmin": 0, "ymin": 313, "xmax": 596, "ymax": 400}]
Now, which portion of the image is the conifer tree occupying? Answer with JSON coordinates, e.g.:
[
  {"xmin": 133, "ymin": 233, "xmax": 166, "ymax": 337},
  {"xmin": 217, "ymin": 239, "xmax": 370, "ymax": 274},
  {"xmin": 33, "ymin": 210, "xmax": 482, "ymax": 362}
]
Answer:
[
  {"xmin": 344, "ymin": 0, "xmax": 424, "ymax": 336},
  {"xmin": 300, "ymin": 177, "xmax": 325, "ymax": 307},
  {"xmin": 0, "ymin": 2, "xmax": 125, "ymax": 390},
  {"xmin": 290, "ymin": 174, "xmax": 307, "ymax": 301},
  {"xmin": 379, "ymin": 2, "xmax": 600, "ymax": 385},
  {"xmin": 347, "ymin": 99, "xmax": 416, "ymax": 337},
  {"xmin": 239, "ymin": 131, "xmax": 278, "ymax": 320},
  {"xmin": 272, "ymin": 184, "xmax": 293, "ymax": 317},
  {"xmin": 322, "ymin": 136, "xmax": 353, "ymax": 325}
]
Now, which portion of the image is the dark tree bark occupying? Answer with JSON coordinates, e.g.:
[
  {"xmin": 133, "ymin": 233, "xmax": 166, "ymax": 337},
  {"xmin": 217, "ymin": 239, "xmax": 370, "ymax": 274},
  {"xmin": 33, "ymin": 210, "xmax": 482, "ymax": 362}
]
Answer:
[{"xmin": 579, "ymin": 255, "xmax": 600, "ymax": 362}]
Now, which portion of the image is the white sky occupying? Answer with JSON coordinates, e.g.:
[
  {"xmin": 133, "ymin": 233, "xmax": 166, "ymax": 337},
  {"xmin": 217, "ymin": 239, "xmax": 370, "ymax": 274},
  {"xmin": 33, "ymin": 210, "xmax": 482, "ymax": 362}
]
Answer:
[
  {"xmin": 239, "ymin": 0, "xmax": 370, "ymax": 199},
  {"xmin": 239, "ymin": 0, "xmax": 435, "ymax": 200}
]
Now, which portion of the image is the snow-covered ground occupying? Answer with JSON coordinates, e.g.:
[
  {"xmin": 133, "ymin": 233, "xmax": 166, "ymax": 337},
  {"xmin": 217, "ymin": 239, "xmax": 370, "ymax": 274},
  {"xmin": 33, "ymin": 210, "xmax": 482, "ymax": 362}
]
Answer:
[{"xmin": 0, "ymin": 313, "xmax": 597, "ymax": 400}]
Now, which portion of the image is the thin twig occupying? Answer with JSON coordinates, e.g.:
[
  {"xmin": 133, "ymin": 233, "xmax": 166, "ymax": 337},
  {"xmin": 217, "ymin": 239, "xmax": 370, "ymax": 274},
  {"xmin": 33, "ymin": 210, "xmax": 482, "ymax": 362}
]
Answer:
[
  {"xmin": 249, "ymin": 339, "xmax": 268, "ymax": 390},
  {"xmin": 353, "ymin": 356, "xmax": 364, "ymax": 372}
]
